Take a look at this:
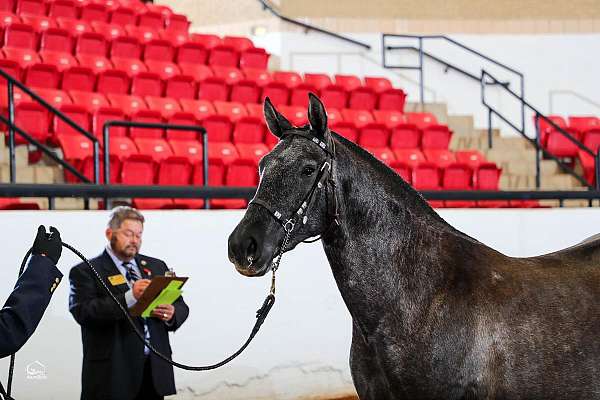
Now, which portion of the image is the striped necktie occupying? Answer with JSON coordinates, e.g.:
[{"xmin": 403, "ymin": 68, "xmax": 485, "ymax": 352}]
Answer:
[{"xmin": 123, "ymin": 261, "xmax": 150, "ymax": 355}]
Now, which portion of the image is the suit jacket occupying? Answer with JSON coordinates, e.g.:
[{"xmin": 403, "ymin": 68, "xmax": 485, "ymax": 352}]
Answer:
[
  {"xmin": 0, "ymin": 255, "xmax": 62, "ymax": 358},
  {"xmin": 69, "ymin": 251, "xmax": 189, "ymax": 400}
]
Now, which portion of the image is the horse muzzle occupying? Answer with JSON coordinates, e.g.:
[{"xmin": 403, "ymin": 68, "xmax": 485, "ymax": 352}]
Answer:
[{"xmin": 228, "ymin": 223, "xmax": 278, "ymax": 277}]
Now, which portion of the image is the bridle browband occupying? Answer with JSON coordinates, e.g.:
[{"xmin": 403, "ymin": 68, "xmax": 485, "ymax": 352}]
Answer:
[{"xmin": 249, "ymin": 129, "xmax": 340, "ymax": 251}]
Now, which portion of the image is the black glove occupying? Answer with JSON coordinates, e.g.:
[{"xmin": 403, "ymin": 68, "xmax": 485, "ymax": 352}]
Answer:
[{"xmin": 31, "ymin": 225, "xmax": 62, "ymax": 265}]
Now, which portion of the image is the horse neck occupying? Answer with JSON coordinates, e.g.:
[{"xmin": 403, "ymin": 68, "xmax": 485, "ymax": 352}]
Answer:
[{"xmin": 322, "ymin": 136, "xmax": 469, "ymax": 335}]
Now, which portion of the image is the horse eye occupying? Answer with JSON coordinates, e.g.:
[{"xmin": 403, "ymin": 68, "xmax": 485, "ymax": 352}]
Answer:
[{"xmin": 302, "ymin": 166, "xmax": 316, "ymax": 176}]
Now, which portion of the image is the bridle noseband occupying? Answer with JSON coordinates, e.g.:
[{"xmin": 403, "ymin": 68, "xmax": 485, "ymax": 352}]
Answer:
[{"xmin": 249, "ymin": 129, "xmax": 340, "ymax": 273}]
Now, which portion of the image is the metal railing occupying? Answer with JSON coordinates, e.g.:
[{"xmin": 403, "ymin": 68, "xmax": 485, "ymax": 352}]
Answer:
[
  {"xmin": 0, "ymin": 68, "xmax": 100, "ymax": 184},
  {"xmin": 549, "ymin": 90, "xmax": 600, "ymax": 115},
  {"xmin": 256, "ymin": 0, "xmax": 371, "ymax": 50},
  {"xmin": 102, "ymin": 120, "xmax": 210, "ymax": 208},
  {"xmin": 382, "ymin": 34, "xmax": 525, "ymax": 132},
  {"xmin": 481, "ymin": 70, "xmax": 599, "ymax": 190}
]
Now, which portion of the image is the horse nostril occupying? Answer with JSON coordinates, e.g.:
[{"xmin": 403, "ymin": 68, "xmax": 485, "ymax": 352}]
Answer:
[{"xmin": 245, "ymin": 236, "xmax": 259, "ymax": 266}]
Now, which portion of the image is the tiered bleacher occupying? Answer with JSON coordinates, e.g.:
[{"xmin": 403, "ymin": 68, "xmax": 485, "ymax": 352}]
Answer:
[{"xmin": 0, "ymin": 0, "xmax": 517, "ymax": 209}]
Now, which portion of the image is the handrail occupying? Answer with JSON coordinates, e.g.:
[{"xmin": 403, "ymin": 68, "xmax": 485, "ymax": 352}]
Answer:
[
  {"xmin": 0, "ymin": 68, "xmax": 100, "ymax": 184},
  {"xmin": 102, "ymin": 120, "xmax": 209, "ymax": 208},
  {"xmin": 382, "ymin": 34, "xmax": 525, "ymax": 132},
  {"xmin": 481, "ymin": 69, "xmax": 599, "ymax": 189},
  {"xmin": 549, "ymin": 90, "xmax": 600, "ymax": 114},
  {"xmin": 0, "ymin": 184, "xmax": 599, "ymax": 209},
  {"xmin": 256, "ymin": 0, "xmax": 371, "ymax": 50}
]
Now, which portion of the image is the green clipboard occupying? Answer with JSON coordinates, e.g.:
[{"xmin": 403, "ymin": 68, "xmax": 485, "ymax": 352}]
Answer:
[{"xmin": 129, "ymin": 276, "xmax": 188, "ymax": 317}]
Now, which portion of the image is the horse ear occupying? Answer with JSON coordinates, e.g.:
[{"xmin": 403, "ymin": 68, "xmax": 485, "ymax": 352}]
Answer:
[
  {"xmin": 308, "ymin": 92, "xmax": 328, "ymax": 138},
  {"xmin": 264, "ymin": 97, "xmax": 292, "ymax": 138}
]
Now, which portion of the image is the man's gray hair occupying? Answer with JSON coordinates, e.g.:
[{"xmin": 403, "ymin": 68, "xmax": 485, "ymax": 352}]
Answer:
[{"xmin": 108, "ymin": 206, "xmax": 145, "ymax": 229}]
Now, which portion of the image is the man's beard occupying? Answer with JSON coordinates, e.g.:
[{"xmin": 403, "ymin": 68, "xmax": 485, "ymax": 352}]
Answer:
[{"xmin": 110, "ymin": 236, "xmax": 138, "ymax": 260}]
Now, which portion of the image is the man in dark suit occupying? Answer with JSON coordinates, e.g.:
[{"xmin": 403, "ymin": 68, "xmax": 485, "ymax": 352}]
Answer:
[
  {"xmin": 0, "ymin": 225, "xmax": 63, "ymax": 358},
  {"xmin": 69, "ymin": 206, "xmax": 189, "ymax": 400}
]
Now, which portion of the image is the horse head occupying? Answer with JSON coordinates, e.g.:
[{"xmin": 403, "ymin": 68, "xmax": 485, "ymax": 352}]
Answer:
[{"xmin": 228, "ymin": 93, "xmax": 337, "ymax": 277}]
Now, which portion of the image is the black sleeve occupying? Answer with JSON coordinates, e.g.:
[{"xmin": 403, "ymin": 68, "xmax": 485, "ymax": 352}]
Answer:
[
  {"xmin": 0, "ymin": 255, "xmax": 63, "ymax": 358},
  {"xmin": 68, "ymin": 262, "xmax": 127, "ymax": 327},
  {"xmin": 167, "ymin": 294, "xmax": 189, "ymax": 332}
]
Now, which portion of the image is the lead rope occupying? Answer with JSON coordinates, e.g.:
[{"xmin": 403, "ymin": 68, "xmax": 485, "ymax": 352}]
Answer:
[
  {"xmin": 268, "ymin": 219, "xmax": 294, "ymax": 295},
  {"xmin": 2, "ymin": 242, "xmax": 279, "ymax": 400}
]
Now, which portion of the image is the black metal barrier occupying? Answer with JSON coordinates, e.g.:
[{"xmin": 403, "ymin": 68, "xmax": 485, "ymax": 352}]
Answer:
[
  {"xmin": 103, "ymin": 120, "xmax": 210, "ymax": 208},
  {"xmin": 0, "ymin": 184, "xmax": 598, "ymax": 209},
  {"xmin": 0, "ymin": 67, "xmax": 100, "ymax": 184}
]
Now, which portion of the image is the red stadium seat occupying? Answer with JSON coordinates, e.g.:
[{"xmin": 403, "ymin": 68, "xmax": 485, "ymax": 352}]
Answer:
[
  {"xmin": 145, "ymin": 96, "xmax": 181, "ymax": 119},
  {"xmin": 168, "ymin": 138, "xmax": 203, "ymax": 163},
  {"xmin": 93, "ymin": 106, "xmax": 126, "ymax": 139},
  {"xmin": 203, "ymin": 114, "xmax": 233, "ymax": 142},
  {"xmin": 568, "ymin": 116, "xmax": 600, "ymax": 133},
  {"xmin": 34, "ymin": 88, "xmax": 72, "ymax": 109},
  {"xmin": 143, "ymin": 39, "xmax": 174, "ymax": 62},
  {"xmin": 39, "ymin": 50, "xmax": 77, "ymax": 71},
  {"xmin": 304, "ymin": 73, "xmax": 332, "ymax": 90},
  {"xmin": 411, "ymin": 162, "xmax": 441, "ymax": 190},
  {"xmin": 242, "ymin": 68, "xmax": 271, "ymax": 87},
  {"xmin": 261, "ymin": 82, "xmax": 289, "ymax": 106},
  {"xmin": 108, "ymin": 135, "xmax": 137, "ymax": 161},
  {"xmin": 342, "ymin": 109, "xmax": 374, "ymax": 128},
  {"xmin": 0, "ymin": 0, "xmax": 14, "ymax": 12},
  {"xmin": 536, "ymin": 115, "xmax": 566, "ymax": 146},
  {"xmin": 179, "ymin": 98, "xmax": 215, "ymax": 120},
  {"xmin": 546, "ymin": 127, "xmax": 580, "ymax": 157},
  {"xmin": 14, "ymin": 101, "xmax": 49, "ymax": 144},
  {"xmin": 110, "ymin": 36, "xmax": 142, "ymax": 60},
  {"xmin": 239, "ymin": 47, "xmax": 269, "ymax": 70},
  {"xmin": 0, "ymin": 59, "xmax": 21, "ymax": 82},
  {"xmin": 137, "ymin": 10, "xmax": 164, "ymax": 29},
  {"xmin": 20, "ymin": 14, "xmax": 55, "ymax": 31},
  {"xmin": 92, "ymin": 21, "xmax": 126, "ymax": 41},
  {"xmin": 24, "ymin": 63, "xmax": 60, "ymax": 89},
  {"xmin": 156, "ymin": 156, "xmax": 192, "ymax": 186},
  {"xmin": 229, "ymin": 80, "xmax": 261, "ymax": 104},
  {"xmin": 212, "ymin": 66, "xmax": 243, "ymax": 85},
  {"xmin": 279, "ymin": 105, "xmax": 307, "ymax": 126},
  {"xmin": 80, "ymin": 3, "xmax": 109, "ymax": 23},
  {"xmin": 208, "ymin": 45, "xmax": 239, "ymax": 67},
  {"xmin": 53, "ymin": 104, "xmax": 90, "ymax": 140},
  {"xmin": 111, "ymin": 57, "xmax": 147, "ymax": 77},
  {"xmin": 394, "ymin": 148, "xmax": 425, "ymax": 168},
  {"xmin": 374, "ymin": 110, "xmax": 407, "ymax": 129},
  {"xmin": 455, "ymin": 150, "xmax": 486, "ymax": 170},
  {"xmin": 48, "ymin": 0, "xmax": 78, "ymax": 19},
  {"xmin": 2, "ymin": 46, "xmax": 40, "ymax": 69},
  {"xmin": 223, "ymin": 36, "xmax": 253, "ymax": 52},
  {"xmin": 129, "ymin": 109, "xmax": 163, "ymax": 139},
  {"xmin": 335, "ymin": 74, "xmax": 362, "ymax": 92},
  {"xmin": 56, "ymin": 134, "xmax": 94, "ymax": 162},
  {"xmin": 245, "ymin": 103, "xmax": 263, "ymax": 119},
  {"xmin": 213, "ymin": 159, "xmax": 258, "ymax": 209},
  {"xmin": 110, "ymin": 6, "xmax": 136, "ymax": 26},
  {"xmin": 389, "ymin": 161, "xmax": 411, "ymax": 184},
  {"xmin": 76, "ymin": 53, "xmax": 112, "ymax": 74},
  {"xmin": 320, "ymin": 84, "xmax": 347, "ymax": 110},
  {"xmin": 406, "ymin": 112, "xmax": 438, "ymax": 129},
  {"xmin": 443, "ymin": 163, "xmax": 475, "ymax": 208},
  {"xmin": 421, "ymin": 125, "xmax": 452, "ymax": 149},
  {"xmin": 4, "ymin": 23, "xmax": 37, "ymax": 49},
  {"xmin": 289, "ymin": 83, "xmax": 317, "ymax": 107},
  {"xmin": 76, "ymin": 32, "xmax": 107, "ymax": 56},
  {"xmin": 236, "ymin": 143, "xmax": 268, "ymax": 165},
  {"xmin": 582, "ymin": 128, "xmax": 600, "ymax": 153},
  {"xmin": 175, "ymin": 158, "xmax": 225, "ymax": 209},
  {"xmin": 80, "ymin": 154, "xmax": 120, "ymax": 184},
  {"xmin": 197, "ymin": 77, "xmax": 229, "ymax": 101},
  {"xmin": 143, "ymin": 60, "xmax": 180, "ymax": 80},
  {"xmin": 358, "ymin": 122, "xmax": 389, "ymax": 148},
  {"xmin": 165, "ymin": 13, "xmax": 189, "ymax": 32},
  {"xmin": 120, "ymin": 154, "xmax": 155, "ymax": 184},
  {"xmin": 56, "ymin": 17, "xmax": 93, "ymax": 36},
  {"xmin": 364, "ymin": 76, "xmax": 393, "ymax": 93},
  {"xmin": 208, "ymin": 141, "xmax": 238, "ymax": 165},
  {"xmin": 424, "ymin": 149, "xmax": 456, "ymax": 169},
  {"xmin": 378, "ymin": 88, "xmax": 406, "ymax": 112},
  {"xmin": 474, "ymin": 162, "xmax": 501, "ymax": 190},
  {"xmin": 69, "ymin": 90, "xmax": 108, "ymax": 113},
  {"xmin": 159, "ymin": 28, "xmax": 188, "ymax": 47},
  {"xmin": 348, "ymin": 87, "xmax": 377, "ymax": 110},
  {"xmin": 165, "ymin": 112, "xmax": 200, "ymax": 141},
  {"xmin": 16, "ymin": 0, "xmax": 45, "ymax": 16},
  {"xmin": 107, "ymin": 93, "xmax": 147, "ymax": 116},
  {"xmin": 125, "ymin": 24, "xmax": 159, "ymax": 44},
  {"xmin": 190, "ymin": 33, "xmax": 221, "ymax": 49},
  {"xmin": 214, "ymin": 100, "xmax": 247, "ymax": 122},
  {"xmin": 331, "ymin": 121, "xmax": 359, "ymax": 143},
  {"xmin": 232, "ymin": 116, "xmax": 264, "ymax": 144},
  {"xmin": 133, "ymin": 137, "xmax": 173, "ymax": 162},
  {"xmin": 176, "ymin": 42, "xmax": 207, "ymax": 65},
  {"xmin": 273, "ymin": 70, "xmax": 302, "ymax": 89},
  {"xmin": 365, "ymin": 146, "xmax": 395, "ymax": 165},
  {"xmin": 578, "ymin": 150, "xmax": 595, "ymax": 186},
  {"xmin": 178, "ymin": 63, "xmax": 212, "ymax": 82},
  {"xmin": 0, "ymin": 198, "xmax": 40, "ymax": 210},
  {"xmin": 96, "ymin": 69, "xmax": 130, "ymax": 94},
  {"xmin": 0, "ymin": 11, "xmax": 19, "ymax": 28},
  {"xmin": 164, "ymin": 74, "xmax": 195, "ymax": 99},
  {"xmin": 130, "ymin": 71, "xmax": 162, "ymax": 97}
]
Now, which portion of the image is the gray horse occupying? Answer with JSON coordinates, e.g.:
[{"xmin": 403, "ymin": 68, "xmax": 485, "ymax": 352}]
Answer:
[{"xmin": 228, "ymin": 94, "xmax": 600, "ymax": 399}]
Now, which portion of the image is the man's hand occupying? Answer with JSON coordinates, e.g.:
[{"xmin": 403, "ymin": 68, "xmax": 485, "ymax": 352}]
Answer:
[
  {"xmin": 32, "ymin": 225, "xmax": 62, "ymax": 264},
  {"xmin": 132, "ymin": 279, "xmax": 151, "ymax": 300},
  {"xmin": 151, "ymin": 304, "xmax": 175, "ymax": 322}
]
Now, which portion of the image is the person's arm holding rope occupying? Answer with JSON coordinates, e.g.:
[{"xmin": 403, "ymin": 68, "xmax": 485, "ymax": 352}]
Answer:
[{"xmin": 0, "ymin": 226, "xmax": 63, "ymax": 358}]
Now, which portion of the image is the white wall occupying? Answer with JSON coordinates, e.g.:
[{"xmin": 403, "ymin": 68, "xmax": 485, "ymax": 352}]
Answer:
[
  {"xmin": 253, "ymin": 32, "xmax": 600, "ymax": 137},
  {"xmin": 0, "ymin": 209, "xmax": 599, "ymax": 399}
]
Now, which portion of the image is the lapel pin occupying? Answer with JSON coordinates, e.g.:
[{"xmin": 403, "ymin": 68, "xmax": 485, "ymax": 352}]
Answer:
[{"xmin": 141, "ymin": 260, "xmax": 147, "ymax": 266}]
